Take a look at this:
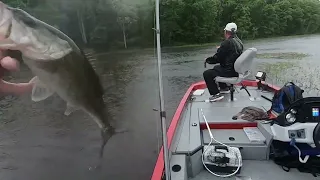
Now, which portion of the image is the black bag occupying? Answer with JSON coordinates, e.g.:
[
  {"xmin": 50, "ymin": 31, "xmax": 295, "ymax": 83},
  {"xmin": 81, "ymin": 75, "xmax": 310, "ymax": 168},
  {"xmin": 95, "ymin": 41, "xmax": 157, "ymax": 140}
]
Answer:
[
  {"xmin": 271, "ymin": 141, "xmax": 320, "ymax": 177},
  {"xmin": 273, "ymin": 154, "xmax": 320, "ymax": 177}
]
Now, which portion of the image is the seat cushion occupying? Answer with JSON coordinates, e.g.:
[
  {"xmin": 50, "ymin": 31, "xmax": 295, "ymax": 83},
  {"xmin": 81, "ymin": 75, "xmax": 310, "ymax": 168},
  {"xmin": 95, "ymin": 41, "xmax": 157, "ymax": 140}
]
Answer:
[
  {"xmin": 215, "ymin": 76, "xmax": 241, "ymax": 84},
  {"xmin": 215, "ymin": 72, "xmax": 249, "ymax": 84}
]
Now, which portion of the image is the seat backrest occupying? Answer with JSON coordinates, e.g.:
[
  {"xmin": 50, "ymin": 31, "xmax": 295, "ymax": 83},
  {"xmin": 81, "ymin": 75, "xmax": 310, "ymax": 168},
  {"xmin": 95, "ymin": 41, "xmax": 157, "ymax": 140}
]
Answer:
[{"xmin": 234, "ymin": 47, "xmax": 257, "ymax": 75}]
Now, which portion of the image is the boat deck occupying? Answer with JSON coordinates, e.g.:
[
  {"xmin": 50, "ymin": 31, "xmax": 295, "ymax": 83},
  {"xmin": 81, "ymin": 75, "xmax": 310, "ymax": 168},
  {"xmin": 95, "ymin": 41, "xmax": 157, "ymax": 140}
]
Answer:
[
  {"xmin": 168, "ymin": 84, "xmax": 320, "ymax": 180},
  {"xmin": 190, "ymin": 160, "xmax": 315, "ymax": 180}
]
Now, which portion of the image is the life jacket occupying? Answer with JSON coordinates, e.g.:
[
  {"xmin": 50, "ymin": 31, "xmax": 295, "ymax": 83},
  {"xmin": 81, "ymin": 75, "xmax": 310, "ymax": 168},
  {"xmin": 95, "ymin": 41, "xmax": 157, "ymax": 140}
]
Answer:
[{"xmin": 271, "ymin": 82, "xmax": 304, "ymax": 114}]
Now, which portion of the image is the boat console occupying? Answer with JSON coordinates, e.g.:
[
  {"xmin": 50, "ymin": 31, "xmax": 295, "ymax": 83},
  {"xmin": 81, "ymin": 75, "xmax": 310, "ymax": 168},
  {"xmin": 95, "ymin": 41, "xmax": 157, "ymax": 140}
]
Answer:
[{"xmin": 271, "ymin": 97, "xmax": 320, "ymax": 148}]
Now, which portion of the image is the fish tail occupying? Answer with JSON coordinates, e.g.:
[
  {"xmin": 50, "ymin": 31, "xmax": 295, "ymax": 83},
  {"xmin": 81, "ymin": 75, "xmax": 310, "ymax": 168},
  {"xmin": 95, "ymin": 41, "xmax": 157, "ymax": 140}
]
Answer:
[
  {"xmin": 95, "ymin": 105, "xmax": 128, "ymax": 158},
  {"xmin": 99, "ymin": 126, "xmax": 114, "ymax": 159},
  {"xmin": 99, "ymin": 125, "xmax": 128, "ymax": 159}
]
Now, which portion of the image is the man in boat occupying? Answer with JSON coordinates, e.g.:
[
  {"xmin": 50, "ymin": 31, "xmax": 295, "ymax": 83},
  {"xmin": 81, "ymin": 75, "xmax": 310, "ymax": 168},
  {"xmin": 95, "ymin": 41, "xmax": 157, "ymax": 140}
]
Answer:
[{"xmin": 203, "ymin": 22, "xmax": 244, "ymax": 101}]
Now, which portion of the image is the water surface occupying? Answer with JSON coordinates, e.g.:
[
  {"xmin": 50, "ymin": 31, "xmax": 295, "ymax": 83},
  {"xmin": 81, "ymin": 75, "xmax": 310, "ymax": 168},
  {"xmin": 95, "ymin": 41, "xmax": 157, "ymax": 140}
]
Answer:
[{"xmin": 1, "ymin": 34, "xmax": 320, "ymax": 180}]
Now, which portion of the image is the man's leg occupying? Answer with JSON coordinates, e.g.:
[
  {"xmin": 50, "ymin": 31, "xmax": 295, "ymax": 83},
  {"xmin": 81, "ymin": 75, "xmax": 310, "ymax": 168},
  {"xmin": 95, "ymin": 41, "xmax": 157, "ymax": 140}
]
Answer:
[
  {"xmin": 203, "ymin": 69, "xmax": 224, "ymax": 101},
  {"xmin": 218, "ymin": 83, "xmax": 230, "ymax": 93},
  {"xmin": 212, "ymin": 65, "xmax": 230, "ymax": 93},
  {"xmin": 203, "ymin": 69, "xmax": 219, "ymax": 95}
]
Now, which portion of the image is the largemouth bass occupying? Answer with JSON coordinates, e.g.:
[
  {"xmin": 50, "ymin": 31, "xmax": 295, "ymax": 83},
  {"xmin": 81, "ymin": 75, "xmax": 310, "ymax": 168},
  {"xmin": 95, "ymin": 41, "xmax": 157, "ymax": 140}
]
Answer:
[{"xmin": 0, "ymin": 1, "xmax": 123, "ymax": 160}]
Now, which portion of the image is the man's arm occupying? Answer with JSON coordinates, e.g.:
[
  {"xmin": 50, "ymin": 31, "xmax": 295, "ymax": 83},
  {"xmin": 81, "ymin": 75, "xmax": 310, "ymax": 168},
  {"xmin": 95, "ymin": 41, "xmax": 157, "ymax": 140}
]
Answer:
[{"xmin": 205, "ymin": 40, "xmax": 230, "ymax": 64}]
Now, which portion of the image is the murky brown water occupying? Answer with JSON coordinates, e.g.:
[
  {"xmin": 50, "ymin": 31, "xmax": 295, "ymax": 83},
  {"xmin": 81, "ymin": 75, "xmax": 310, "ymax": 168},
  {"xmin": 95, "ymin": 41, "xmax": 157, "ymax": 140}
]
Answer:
[{"xmin": 0, "ymin": 34, "xmax": 320, "ymax": 180}]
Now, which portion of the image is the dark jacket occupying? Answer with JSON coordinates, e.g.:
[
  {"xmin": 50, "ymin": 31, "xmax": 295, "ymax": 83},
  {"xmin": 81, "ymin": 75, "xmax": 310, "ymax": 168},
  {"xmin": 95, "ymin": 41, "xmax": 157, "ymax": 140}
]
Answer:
[{"xmin": 205, "ymin": 36, "xmax": 243, "ymax": 75}]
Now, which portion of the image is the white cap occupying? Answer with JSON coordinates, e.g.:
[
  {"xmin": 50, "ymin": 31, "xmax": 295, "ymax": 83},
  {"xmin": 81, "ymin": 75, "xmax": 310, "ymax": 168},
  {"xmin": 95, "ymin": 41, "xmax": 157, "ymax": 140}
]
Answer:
[{"xmin": 224, "ymin": 22, "xmax": 237, "ymax": 32}]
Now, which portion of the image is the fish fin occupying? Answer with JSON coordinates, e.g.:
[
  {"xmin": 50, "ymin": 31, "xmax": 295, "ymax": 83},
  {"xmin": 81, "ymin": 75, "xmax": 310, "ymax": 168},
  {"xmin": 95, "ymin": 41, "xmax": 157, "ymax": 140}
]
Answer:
[
  {"xmin": 64, "ymin": 103, "xmax": 80, "ymax": 116},
  {"xmin": 82, "ymin": 49, "xmax": 98, "ymax": 71},
  {"xmin": 29, "ymin": 76, "xmax": 54, "ymax": 102}
]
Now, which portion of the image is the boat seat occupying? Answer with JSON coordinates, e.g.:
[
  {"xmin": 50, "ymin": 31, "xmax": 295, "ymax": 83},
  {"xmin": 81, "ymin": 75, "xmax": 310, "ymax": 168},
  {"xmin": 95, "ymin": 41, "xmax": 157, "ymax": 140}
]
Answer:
[{"xmin": 215, "ymin": 47, "xmax": 257, "ymax": 101}]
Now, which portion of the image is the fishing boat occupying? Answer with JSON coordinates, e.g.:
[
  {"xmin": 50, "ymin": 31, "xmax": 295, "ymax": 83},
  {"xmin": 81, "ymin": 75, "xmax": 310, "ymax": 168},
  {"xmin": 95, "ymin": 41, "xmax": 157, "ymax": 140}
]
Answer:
[{"xmin": 151, "ymin": 0, "xmax": 320, "ymax": 180}]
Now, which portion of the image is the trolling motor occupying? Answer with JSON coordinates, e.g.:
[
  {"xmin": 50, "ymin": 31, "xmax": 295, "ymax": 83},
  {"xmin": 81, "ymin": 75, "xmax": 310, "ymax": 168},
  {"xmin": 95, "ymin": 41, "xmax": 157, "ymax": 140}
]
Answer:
[
  {"xmin": 200, "ymin": 109, "xmax": 242, "ymax": 178},
  {"xmin": 203, "ymin": 145, "xmax": 242, "ymax": 175}
]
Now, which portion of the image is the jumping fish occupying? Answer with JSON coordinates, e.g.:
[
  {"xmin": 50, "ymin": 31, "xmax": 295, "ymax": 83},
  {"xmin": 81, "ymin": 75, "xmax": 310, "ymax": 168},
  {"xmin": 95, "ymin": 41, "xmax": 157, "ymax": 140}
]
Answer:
[{"xmin": 0, "ymin": 1, "xmax": 124, "ymax": 160}]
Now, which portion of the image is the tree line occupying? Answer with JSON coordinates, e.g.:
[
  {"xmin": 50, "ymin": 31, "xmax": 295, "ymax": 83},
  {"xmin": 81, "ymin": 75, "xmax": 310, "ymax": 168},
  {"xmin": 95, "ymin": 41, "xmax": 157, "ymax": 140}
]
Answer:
[{"xmin": 2, "ymin": 0, "xmax": 320, "ymax": 49}]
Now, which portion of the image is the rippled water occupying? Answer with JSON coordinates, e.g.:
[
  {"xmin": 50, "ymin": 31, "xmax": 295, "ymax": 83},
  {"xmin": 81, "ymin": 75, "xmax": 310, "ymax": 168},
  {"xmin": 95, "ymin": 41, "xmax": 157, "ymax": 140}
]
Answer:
[{"xmin": 0, "ymin": 34, "xmax": 320, "ymax": 180}]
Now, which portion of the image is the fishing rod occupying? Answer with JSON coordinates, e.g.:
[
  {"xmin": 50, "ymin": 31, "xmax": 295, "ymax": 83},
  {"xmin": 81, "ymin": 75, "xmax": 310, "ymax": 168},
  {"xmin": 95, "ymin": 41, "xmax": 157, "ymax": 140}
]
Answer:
[{"xmin": 154, "ymin": 0, "xmax": 171, "ymax": 179}]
